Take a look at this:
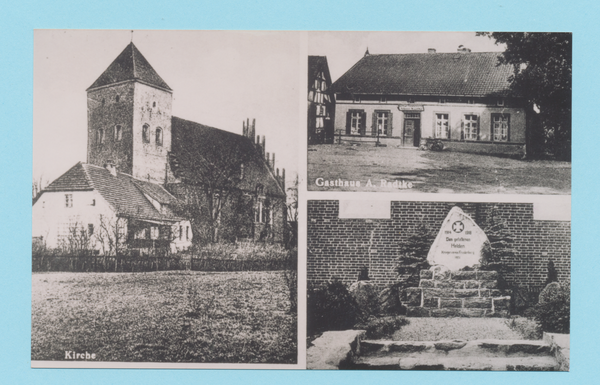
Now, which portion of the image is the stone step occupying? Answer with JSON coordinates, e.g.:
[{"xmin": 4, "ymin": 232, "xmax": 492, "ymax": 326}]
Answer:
[
  {"xmin": 350, "ymin": 354, "xmax": 559, "ymax": 371},
  {"xmin": 360, "ymin": 339, "xmax": 553, "ymax": 358}
]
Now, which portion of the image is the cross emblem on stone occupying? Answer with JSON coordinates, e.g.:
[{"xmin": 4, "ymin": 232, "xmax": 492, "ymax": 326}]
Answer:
[{"xmin": 452, "ymin": 221, "xmax": 464, "ymax": 233}]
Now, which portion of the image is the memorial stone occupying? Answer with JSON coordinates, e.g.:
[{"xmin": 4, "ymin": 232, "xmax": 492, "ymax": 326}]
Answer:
[{"xmin": 427, "ymin": 206, "xmax": 489, "ymax": 271}]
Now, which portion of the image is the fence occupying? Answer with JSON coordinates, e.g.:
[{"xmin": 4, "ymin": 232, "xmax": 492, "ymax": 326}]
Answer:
[{"xmin": 32, "ymin": 253, "xmax": 294, "ymax": 273}]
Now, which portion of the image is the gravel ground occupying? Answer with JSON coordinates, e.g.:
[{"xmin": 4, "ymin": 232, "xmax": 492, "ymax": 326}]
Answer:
[{"xmin": 392, "ymin": 317, "xmax": 526, "ymax": 341}]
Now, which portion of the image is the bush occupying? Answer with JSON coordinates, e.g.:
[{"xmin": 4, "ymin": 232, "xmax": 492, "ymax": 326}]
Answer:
[
  {"xmin": 355, "ymin": 316, "xmax": 410, "ymax": 339},
  {"xmin": 530, "ymin": 281, "xmax": 570, "ymax": 334},
  {"xmin": 307, "ymin": 280, "xmax": 360, "ymax": 336},
  {"xmin": 506, "ymin": 316, "xmax": 543, "ymax": 340}
]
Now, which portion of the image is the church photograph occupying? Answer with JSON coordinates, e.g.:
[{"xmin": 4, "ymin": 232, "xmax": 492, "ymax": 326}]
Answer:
[
  {"xmin": 32, "ymin": 30, "xmax": 299, "ymax": 367},
  {"xmin": 307, "ymin": 31, "xmax": 571, "ymax": 194}
]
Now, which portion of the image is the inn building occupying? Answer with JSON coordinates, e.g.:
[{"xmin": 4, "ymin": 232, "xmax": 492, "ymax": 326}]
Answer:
[{"xmin": 331, "ymin": 47, "xmax": 527, "ymax": 155}]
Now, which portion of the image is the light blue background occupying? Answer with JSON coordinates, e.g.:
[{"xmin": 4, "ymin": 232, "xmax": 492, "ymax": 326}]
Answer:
[{"xmin": 1, "ymin": 0, "xmax": 598, "ymax": 383}]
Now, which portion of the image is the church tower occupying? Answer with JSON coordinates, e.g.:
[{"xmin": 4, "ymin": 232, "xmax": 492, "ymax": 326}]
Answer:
[{"xmin": 86, "ymin": 43, "xmax": 173, "ymax": 183}]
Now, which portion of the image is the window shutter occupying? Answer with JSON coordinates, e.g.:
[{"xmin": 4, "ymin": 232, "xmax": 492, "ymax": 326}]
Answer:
[
  {"xmin": 388, "ymin": 112, "xmax": 393, "ymax": 137},
  {"xmin": 461, "ymin": 119, "xmax": 464, "ymax": 141},
  {"xmin": 360, "ymin": 111, "xmax": 367, "ymax": 136},
  {"xmin": 490, "ymin": 116, "xmax": 494, "ymax": 142},
  {"xmin": 477, "ymin": 116, "xmax": 481, "ymax": 140},
  {"xmin": 371, "ymin": 112, "xmax": 377, "ymax": 136},
  {"xmin": 346, "ymin": 111, "xmax": 351, "ymax": 135},
  {"xmin": 506, "ymin": 114, "xmax": 511, "ymax": 142}
]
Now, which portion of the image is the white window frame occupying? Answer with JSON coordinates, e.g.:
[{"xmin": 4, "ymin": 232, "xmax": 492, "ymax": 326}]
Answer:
[
  {"xmin": 492, "ymin": 114, "xmax": 510, "ymax": 142},
  {"xmin": 435, "ymin": 113, "xmax": 450, "ymax": 139},
  {"xmin": 464, "ymin": 114, "xmax": 478, "ymax": 141}
]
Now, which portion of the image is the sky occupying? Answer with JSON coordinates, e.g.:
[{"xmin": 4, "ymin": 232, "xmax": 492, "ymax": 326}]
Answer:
[
  {"xmin": 308, "ymin": 31, "xmax": 506, "ymax": 82},
  {"xmin": 33, "ymin": 30, "xmax": 301, "ymax": 186},
  {"xmin": 33, "ymin": 30, "xmax": 505, "ymax": 188}
]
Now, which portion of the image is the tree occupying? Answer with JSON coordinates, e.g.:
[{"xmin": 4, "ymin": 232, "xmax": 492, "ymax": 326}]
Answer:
[
  {"xmin": 32, "ymin": 174, "xmax": 47, "ymax": 203},
  {"xmin": 284, "ymin": 175, "xmax": 298, "ymax": 250},
  {"xmin": 396, "ymin": 223, "xmax": 435, "ymax": 288},
  {"xmin": 478, "ymin": 32, "xmax": 572, "ymax": 160},
  {"xmin": 169, "ymin": 131, "xmax": 256, "ymax": 244}
]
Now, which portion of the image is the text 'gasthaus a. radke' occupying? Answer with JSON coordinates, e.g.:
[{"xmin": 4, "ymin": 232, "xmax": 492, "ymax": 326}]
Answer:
[{"xmin": 315, "ymin": 178, "xmax": 413, "ymax": 189}]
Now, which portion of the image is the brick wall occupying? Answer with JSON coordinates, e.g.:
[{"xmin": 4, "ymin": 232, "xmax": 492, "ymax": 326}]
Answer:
[{"xmin": 307, "ymin": 200, "xmax": 570, "ymax": 290}]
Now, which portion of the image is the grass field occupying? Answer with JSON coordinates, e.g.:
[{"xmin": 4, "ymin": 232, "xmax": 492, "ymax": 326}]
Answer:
[
  {"xmin": 308, "ymin": 144, "xmax": 571, "ymax": 194},
  {"xmin": 32, "ymin": 271, "xmax": 297, "ymax": 363}
]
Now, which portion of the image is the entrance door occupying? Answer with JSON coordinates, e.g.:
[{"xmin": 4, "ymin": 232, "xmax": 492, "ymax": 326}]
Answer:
[{"xmin": 404, "ymin": 118, "xmax": 421, "ymax": 147}]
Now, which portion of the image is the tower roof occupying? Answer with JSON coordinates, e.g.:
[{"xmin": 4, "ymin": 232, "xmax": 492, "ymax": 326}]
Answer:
[{"xmin": 87, "ymin": 42, "xmax": 172, "ymax": 92}]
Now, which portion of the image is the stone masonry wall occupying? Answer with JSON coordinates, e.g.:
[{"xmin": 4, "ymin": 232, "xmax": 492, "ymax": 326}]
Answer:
[
  {"xmin": 403, "ymin": 268, "xmax": 510, "ymax": 317},
  {"xmin": 307, "ymin": 200, "xmax": 570, "ymax": 290}
]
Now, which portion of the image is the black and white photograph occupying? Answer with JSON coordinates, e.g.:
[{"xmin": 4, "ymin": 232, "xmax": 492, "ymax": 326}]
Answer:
[
  {"xmin": 32, "ymin": 30, "xmax": 299, "ymax": 367},
  {"xmin": 307, "ymin": 32, "xmax": 571, "ymax": 194},
  {"xmin": 306, "ymin": 198, "xmax": 570, "ymax": 370}
]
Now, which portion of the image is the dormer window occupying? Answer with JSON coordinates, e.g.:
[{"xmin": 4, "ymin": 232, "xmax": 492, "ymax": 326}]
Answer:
[
  {"xmin": 115, "ymin": 125, "xmax": 122, "ymax": 141},
  {"xmin": 142, "ymin": 124, "xmax": 150, "ymax": 143},
  {"xmin": 155, "ymin": 128, "xmax": 163, "ymax": 146}
]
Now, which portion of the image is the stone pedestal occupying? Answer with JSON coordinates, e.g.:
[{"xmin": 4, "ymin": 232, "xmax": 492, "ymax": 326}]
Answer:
[{"xmin": 403, "ymin": 268, "xmax": 510, "ymax": 317}]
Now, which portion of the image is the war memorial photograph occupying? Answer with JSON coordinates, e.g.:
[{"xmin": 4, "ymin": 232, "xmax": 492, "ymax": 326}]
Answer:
[
  {"xmin": 31, "ymin": 30, "xmax": 299, "ymax": 368},
  {"xmin": 306, "ymin": 198, "xmax": 570, "ymax": 370},
  {"xmin": 307, "ymin": 31, "xmax": 571, "ymax": 194}
]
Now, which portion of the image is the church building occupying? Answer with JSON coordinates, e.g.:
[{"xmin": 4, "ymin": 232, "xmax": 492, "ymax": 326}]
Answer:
[
  {"xmin": 331, "ymin": 47, "xmax": 527, "ymax": 155},
  {"xmin": 33, "ymin": 43, "xmax": 287, "ymax": 254}
]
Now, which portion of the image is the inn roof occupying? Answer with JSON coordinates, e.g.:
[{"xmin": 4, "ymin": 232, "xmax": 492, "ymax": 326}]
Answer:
[
  {"xmin": 87, "ymin": 42, "xmax": 172, "ymax": 92},
  {"xmin": 44, "ymin": 162, "xmax": 183, "ymax": 223},
  {"xmin": 169, "ymin": 117, "xmax": 285, "ymax": 197},
  {"xmin": 332, "ymin": 52, "xmax": 514, "ymax": 97}
]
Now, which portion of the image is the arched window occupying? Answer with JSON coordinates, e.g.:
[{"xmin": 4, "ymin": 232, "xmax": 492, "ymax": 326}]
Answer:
[
  {"xmin": 142, "ymin": 124, "xmax": 149, "ymax": 143},
  {"xmin": 98, "ymin": 128, "xmax": 105, "ymax": 144},
  {"xmin": 115, "ymin": 125, "xmax": 122, "ymax": 141},
  {"xmin": 155, "ymin": 127, "xmax": 163, "ymax": 146}
]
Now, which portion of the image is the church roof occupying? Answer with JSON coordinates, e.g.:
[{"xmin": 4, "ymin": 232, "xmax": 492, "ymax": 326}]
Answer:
[
  {"xmin": 332, "ymin": 52, "xmax": 514, "ymax": 97},
  {"xmin": 87, "ymin": 43, "xmax": 172, "ymax": 92},
  {"xmin": 44, "ymin": 162, "xmax": 183, "ymax": 223},
  {"xmin": 170, "ymin": 117, "xmax": 285, "ymax": 197}
]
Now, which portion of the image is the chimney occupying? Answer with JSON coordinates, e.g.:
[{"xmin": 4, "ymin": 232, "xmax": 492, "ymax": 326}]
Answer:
[
  {"xmin": 281, "ymin": 168, "xmax": 286, "ymax": 191},
  {"xmin": 364, "ymin": 47, "xmax": 370, "ymax": 57},
  {"xmin": 105, "ymin": 161, "xmax": 117, "ymax": 177},
  {"xmin": 428, "ymin": 48, "xmax": 436, "ymax": 53}
]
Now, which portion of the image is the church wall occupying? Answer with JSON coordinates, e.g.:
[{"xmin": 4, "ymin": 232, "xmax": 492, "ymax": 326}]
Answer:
[
  {"xmin": 132, "ymin": 82, "xmax": 173, "ymax": 183},
  {"xmin": 307, "ymin": 200, "xmax": 570, "ymax": 290},
  {"xmin": 87, "ymin": 83, "xmax": 135, "ymax": 174}
]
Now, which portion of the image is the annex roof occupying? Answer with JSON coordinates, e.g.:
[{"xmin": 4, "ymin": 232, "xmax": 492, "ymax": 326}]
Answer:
[
  {"xmin": 332, "ymin": 52, "xmax": 514, "ymax": 97},
  {"xmin": 87, "ymin": 42, "xmax": 172, "ymax": 92},
  {"xmin": 170, "ymin": 117, "xmax": 285, "ymax": 197},
  {"xmin": 44, "ymin": 162, "xmax": 182, "ymax": 223},
  {"xmin": 308, "ymin": 56, "xmax": 332, "ymax": 87}
]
